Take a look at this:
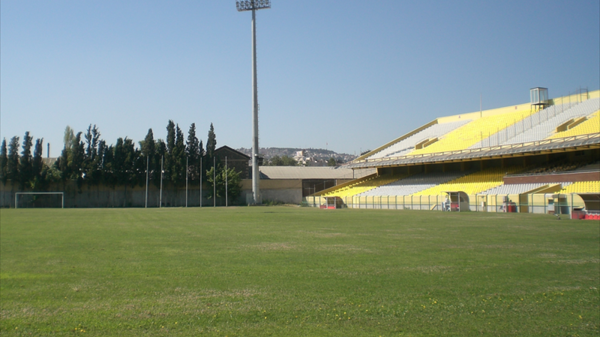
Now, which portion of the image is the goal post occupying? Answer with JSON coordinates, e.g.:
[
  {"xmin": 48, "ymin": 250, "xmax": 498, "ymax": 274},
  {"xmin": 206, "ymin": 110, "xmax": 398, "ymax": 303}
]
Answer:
[{"xmin": 15, "ymin": 192, "xmax": 64, "ymax": 209}]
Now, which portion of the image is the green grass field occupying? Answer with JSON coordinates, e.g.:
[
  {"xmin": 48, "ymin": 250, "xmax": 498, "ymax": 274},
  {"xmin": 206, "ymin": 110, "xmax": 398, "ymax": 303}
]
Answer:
[{"xmin": 1, "ymin": 207, "xmax": 598, "ymax": 336}]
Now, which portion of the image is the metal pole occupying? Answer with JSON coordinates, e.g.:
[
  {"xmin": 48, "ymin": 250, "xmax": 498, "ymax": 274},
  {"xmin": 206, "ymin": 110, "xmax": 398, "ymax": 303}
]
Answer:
[
  {"xmin": 200, "ymin": 157, "xmax": 203, "ymax": 207},
  {"xmin": 160, "ymin": 156, "xmax": 163, "ymax": 208},
  {"xmin": 186, "ymin": 156, "xmax": 189, "ymax": 208},
  {"xmin": 214, "ymin": 156, "xmax": 216, "ymax": 207},
  {"xmin": 225, "ymin": 156, "xmax": 228, "ymax": 207},
  {"xmin": 250, "ymin": 7, "xmax": 261, "ymax": 205},
  {"xmin": 145, "ymin": 156, "xmax": 149, "ymax": 208}
]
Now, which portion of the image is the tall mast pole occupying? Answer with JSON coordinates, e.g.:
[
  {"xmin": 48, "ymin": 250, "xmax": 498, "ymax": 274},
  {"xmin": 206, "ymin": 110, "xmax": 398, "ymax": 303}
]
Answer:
[
  {"xmin": 237, "ymin": 0, "xmax": 270, "ymax": 205},
  {"xmin": 251, "ymin": 6, "xmax": 260, "ymax": 205}
]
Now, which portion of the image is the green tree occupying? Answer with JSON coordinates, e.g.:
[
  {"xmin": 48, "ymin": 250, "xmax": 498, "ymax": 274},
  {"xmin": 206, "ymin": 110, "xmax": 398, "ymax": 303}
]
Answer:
[
  {"xmin": 166, "ymin": 120, "xmax": 176, "ymax": 182},
  {"xmin": 101, "ymin": 144, "xmax": 116, "ymax": 187},
  {"xmin": 84, "ymin": 124, "xmax": 101, "ymax": 162},
  {"xmin": 69, "ymin": 132, "xmax": 85, "ymax": 187},
  {"xmin": 186, "ymin": 123, "xmax": 200, "ymax": 181},
  {"xmin": 113, "ymin": 137, "xmax": 139, "ymax": 205},
  {"xmin": 0, "ymin": 139, "xmax": 7, "ymax": 184},
  {"xmin": 63, "ymin": 126, "xmax": 75, "ymax": 151},
  {"xmin": 57, "ymin": 147, "xmax": 70, "ymax": 181},
  {"xmin": 206, "ymin": 123, "xmax": 217, "ymax": 164},
  {"xmin": 141, "ymin": 129, "xmax": 156, "ymax": 160},
  {"xmin": 169, "ymin": 125, "xmax": 186, "ymax": 185},
  {"xmin": 282, "ymin": 155, "xmax": 297, "ymax": 166},
  {"xmin": 31, "ymin": 138, "xmax": 44, "ymax": 189},
  {"xmin": 269, "ymin": 155, "xmax": 297, "ymax": 166},
  {"xmin": 327, "ymin": 157, "xmax": 337, "ymax": 166},
  {"xmin": 206, "ymin": 164, "xmax": 242, "ymax": 205},
  {"xmin": 140, "ymin": 129, "xmax": 156, "ymax": 185},
  {"xmin": 19, "ymin": 132, "xmax": 33, "ymax": 189},
  {"xmin": 154, "ymin": 139, "xmax": 167, "ymax": 187},
  {"xmin": 7, "ymin": 136, "xmax": 20, "ymax": 183},
  {"xmin": 83, "ymin": 125, "xmax": 101, "ymax": 184}
]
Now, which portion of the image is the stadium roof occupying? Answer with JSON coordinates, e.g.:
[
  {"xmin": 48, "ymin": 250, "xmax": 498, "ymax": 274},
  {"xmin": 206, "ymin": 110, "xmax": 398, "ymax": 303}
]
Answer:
[{"xmin": 259, "ymin": 166, "xmax": 374, "ymax": 180}]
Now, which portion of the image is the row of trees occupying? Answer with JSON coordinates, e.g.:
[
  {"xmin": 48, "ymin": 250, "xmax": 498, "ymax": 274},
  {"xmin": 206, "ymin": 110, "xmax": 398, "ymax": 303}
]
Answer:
[{"xmin": 0, "ymin": 121, "xmax": 241, "ymax": 202}]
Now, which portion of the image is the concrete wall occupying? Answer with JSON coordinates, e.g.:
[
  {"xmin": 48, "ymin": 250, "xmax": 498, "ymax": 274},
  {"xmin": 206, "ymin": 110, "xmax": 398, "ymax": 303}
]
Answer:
[
  {"xmin": 240, "ymin": 179, "xmax": 303, "ymax": 204},
  {"xmin": 1, "ymin": 179, "xmax": 308, "ymax": 208},
  {"xmin": 0, "ymin": 182, "xmax": 218, "ymax": 208}
]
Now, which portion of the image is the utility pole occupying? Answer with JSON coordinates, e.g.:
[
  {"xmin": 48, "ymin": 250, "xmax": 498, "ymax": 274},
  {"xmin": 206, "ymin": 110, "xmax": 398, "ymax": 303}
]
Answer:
[
  {"xmin": 186, "ymin": 156, "xmax": 189, "ymax": 208},
  {"xmin": 236, "ymin": 0, "xmax": 271, "ymax": 205},
  {"xmin": 213, "ymin": 156, "xmax": 216, "ymax": 207},
  {"xmin": 160, "ymin": 156, "xmax": 163, "ymax": 208},
  {"xmin": 145, "ymin": 156, "xmax": 149, "ymax": 208}
]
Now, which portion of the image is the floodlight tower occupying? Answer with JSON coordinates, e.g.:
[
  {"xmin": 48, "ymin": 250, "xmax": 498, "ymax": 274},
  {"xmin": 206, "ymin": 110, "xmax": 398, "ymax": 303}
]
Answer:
[{"xmin": 237, "ymin": 0, "xmax": 270, "ymax": 205}]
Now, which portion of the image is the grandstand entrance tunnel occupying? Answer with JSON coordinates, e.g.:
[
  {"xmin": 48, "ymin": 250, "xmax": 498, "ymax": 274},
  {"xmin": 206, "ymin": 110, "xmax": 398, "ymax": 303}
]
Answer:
[{"xmin": 445, "ymin": 191, "xmax": 469, "ymax": 212}]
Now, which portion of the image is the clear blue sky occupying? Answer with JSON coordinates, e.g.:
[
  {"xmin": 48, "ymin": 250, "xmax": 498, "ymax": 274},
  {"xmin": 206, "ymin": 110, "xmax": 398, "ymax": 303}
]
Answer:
[{"xmin": 2, "ymin": 0, "xmax": 599, "ymax": 156}]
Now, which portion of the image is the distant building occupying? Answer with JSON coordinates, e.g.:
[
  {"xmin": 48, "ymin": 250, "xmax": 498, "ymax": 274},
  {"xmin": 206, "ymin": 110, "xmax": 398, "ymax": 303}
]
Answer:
[{"xmin": 214, "ymin": 146, "xmax": 251, "ymax": 179}]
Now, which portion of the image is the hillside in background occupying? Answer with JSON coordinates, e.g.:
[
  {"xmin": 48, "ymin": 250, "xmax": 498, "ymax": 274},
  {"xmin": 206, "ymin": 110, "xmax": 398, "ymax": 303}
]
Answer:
[{"xmin": 237, "ymin": 147, "xmax": 356, "ymax": 166}]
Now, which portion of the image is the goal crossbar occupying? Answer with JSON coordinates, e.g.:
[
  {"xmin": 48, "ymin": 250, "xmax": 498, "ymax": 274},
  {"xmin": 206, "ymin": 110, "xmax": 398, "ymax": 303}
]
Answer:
[{"xmin": 15, "ymin": 192, "xmax": 64, "ymax": 209}]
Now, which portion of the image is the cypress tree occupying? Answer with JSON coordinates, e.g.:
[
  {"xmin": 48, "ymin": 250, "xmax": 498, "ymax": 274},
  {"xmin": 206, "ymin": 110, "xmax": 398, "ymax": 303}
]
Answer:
[
  {"xmin": 141, "ymin": 129, "xmax": 156, "ymax": 183},
  {"xmin": 63, "ymin": 126, "xmax": 75, "ymax": 151},
  {"xmin": 19, "ymin": 132, "xmax": 33, "ymax": 189},
  {"xmin": 186, "ymin": 123, "xmax": 200, "ymax": 181},
  {"xmin": 141, "ymin": 129, "xmax": 156, "ymax": 159},
  {"xmin": 166, "ymin": 120, "xmax": 176, "ymax": 182},
  {"xmin": 172, "ymin": 125, "xmax": 186, "ymax": 185},
  {"xmin": 69, "ymin": 132, "xmax": 85, "ymax": 186},
  {"xmin": 84, "ymin": 125, "xmax": 101, "ymax": 182},
  {"xmin": 206, "ymin": 123, "xmax": 217, "ymax": 169},
  {"xmin": 7, "ymin": 136, "xmax": 20, "ymax": 183},
  {"xmin": 154, "ymin": 139, "xmax": 167, "ymax": 187},
  {"xmin": 32, "ymin": 138, "xmax": 44, "ymax": 182},
  {"xmin": 0, "ymin": 139, "xmax": 7, "ymax": 184}
]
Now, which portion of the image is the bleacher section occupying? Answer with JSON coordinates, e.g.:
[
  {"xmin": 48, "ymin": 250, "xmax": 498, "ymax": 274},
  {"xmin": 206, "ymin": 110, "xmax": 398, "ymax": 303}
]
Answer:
[
  {"xmin": 549, "ymin": 111, "xmax": 600, "ymax": 139},
  {"xmin": 304, "ymin": 91, "xmax": 600, "ymax": 215},
  {"xmin": 357, "ymin": 171, "xmax": 469, "ymax": 197},
  {"xmin": 466, "ymin": 103, "xmax": 567, "ymax": 149},
  {"xmin": 501, "ymin": 98, "xmax": 600, "ymax": 145},
  {"xmin": 367, "ymin": 120, "xmax": 471, "ymax": 160},
  {"xmin": 410, "ymin": 110, "xmax": 532, "ymax": 155},
  {"xmin": 559, "ymin": 181, "xmax": 600, "ymax": 194},
  {"xmin": 412, "ymin": 167, "xmax": 523, "ymax": 196},
  {"xmin": 321, "ymin": 174, "xmax": 409, "ymax": 198}
]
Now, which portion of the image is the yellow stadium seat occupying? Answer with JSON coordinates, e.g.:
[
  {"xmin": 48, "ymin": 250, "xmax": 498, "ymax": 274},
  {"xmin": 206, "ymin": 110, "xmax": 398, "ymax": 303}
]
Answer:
[
  {"xmin": 409, "ymin": 110, "xmax": 532, "ymax": 155},
  {"xmin": 322, "ymin": 173, "xmax": 410, "ymax": 198},
  {"xmin": 412, "ymin": 167, "xmax": 523, "ymax": 196},
  {"xmin": 549, "ymin": 111, "xmax": 600, "ymax": 139},
  {"xmin": 559, "ymin": 181, "xmax": 600, "ymax": 194}
]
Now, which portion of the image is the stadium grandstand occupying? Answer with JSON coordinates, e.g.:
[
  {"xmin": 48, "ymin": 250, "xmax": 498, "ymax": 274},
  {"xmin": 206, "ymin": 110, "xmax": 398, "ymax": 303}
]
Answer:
[{"xmin": 305, "ymin": 88, "xmax": 600, "ymax": 218}]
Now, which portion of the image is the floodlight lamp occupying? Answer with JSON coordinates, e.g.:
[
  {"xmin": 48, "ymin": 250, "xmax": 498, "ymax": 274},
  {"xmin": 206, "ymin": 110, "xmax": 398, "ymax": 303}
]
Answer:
[{"xmin": 236, "ymin": 0, "xmax": 271, "ymax": 12}]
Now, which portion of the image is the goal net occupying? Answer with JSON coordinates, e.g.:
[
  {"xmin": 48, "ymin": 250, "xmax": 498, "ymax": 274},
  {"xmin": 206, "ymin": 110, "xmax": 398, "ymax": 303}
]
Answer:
[{"xmin": 15, "ymin": 192, "xmax": 64, "ymax": 209}]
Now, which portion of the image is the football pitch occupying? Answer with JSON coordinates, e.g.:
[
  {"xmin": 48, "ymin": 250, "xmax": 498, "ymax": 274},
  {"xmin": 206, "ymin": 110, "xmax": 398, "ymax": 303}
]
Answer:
[{"xmin": 1, "ymin": 207, "xmax": 598, "ymax": 336}]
